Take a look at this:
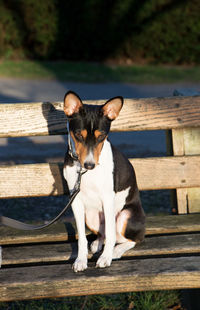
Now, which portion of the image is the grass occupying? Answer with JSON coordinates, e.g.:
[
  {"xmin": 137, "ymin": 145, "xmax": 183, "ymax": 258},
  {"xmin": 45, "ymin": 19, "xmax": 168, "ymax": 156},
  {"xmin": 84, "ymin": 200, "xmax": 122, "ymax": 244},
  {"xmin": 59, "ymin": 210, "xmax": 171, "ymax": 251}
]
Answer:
[
  {"xmin": 0, "ymin": 60, "xmax": 200, "ymax": 83},
  {"xmin": 0, "ymin": 291, "xmax": 182, "ymax": 310}
]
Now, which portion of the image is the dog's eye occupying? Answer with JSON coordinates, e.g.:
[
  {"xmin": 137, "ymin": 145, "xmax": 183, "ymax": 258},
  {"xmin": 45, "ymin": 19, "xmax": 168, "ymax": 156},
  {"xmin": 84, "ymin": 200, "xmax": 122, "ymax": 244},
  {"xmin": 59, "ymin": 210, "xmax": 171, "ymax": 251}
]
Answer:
[
  {"xmin": 97, "ymin": 134, "xmax": 106, "ymax": 142},
  {"xmin": 75, "ymin": 132, "xmax": 84, "ymax": 142}
]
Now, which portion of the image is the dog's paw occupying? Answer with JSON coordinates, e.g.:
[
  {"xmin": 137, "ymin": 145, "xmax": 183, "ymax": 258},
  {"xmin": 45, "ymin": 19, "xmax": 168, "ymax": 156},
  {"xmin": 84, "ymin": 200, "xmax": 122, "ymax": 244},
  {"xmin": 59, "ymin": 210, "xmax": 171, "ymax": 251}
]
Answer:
[
  {"xmin": 96, "ymin": 254, "xmax": 112, "ymax": 268},
  {"xmin": 112, "ymin": 245, "xmax": 124, "ymax": 259},
  {"xmin": 73, "ymin": 258, "xmax": 87, "ymax": 272},
  {"xmin": 113, "ymin": 242, "xmax": 136, "ymax": 259},
  {"xmin": 90, "ymin": 239, "xmax": 103, "ymax": 254}
]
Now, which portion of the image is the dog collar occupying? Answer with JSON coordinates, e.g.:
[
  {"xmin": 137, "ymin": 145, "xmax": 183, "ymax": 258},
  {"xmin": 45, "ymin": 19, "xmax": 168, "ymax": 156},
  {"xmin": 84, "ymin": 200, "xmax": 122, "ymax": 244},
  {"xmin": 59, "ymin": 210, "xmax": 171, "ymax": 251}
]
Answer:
[{"xmin": 67, "ymin": 121, "xmax": 79, "ymax": 161}]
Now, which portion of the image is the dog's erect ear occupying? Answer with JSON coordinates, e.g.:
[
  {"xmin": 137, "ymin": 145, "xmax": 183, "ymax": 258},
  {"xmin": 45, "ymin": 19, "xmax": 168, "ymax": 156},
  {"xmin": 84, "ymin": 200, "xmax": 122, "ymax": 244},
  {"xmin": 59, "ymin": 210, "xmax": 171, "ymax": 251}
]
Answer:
[
  {"xmin": 64, "ymin": 91, "xmax": 83, "ymax": 116},
  {"xmin": 102, "ymin": 96, "xmax": 123, "ymax": 121}
]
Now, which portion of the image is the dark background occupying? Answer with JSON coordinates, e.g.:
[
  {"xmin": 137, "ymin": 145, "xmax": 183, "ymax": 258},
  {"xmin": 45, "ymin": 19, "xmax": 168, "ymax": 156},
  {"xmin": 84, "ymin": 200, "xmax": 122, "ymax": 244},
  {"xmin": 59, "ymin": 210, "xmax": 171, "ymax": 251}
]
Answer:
[{"xmin": 1, "ymin": 0, "xmax": 199, "ymax": 64}]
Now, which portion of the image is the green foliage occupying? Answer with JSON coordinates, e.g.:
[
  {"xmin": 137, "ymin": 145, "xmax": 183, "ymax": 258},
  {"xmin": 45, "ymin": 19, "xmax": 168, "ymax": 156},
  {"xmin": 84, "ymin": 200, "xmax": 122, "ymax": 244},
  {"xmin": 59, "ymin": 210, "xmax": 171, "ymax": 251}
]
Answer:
[
  {"xmin": 127, "ymin": 291, "xmax": 180, "ymax": 310},
  {"xmin": 0, "ymin": 290, "xmax": 181, "ymax": 310},
  {"xmin": 129, "ymin": 0, "xmax": 200, "ymax": 64},
  {"xmin": 0, "ymin": 0, "xmax": 57, "ymax": 59},
  {"xmin": 0, "ymin": 0, "xmax": 24, "ymax": 58},
  {"xmin": 0, "ymin": 0, "xmax": 200, "ymax": 63},
  {"xmin": 19, "ymin": 0, "xmax": 58, "ymax": 58}
]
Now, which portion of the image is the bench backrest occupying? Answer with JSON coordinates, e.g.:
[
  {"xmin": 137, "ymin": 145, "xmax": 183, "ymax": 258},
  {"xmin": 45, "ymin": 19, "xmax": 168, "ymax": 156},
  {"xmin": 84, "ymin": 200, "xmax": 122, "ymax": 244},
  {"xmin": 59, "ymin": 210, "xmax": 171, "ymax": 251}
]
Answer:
[{"xmin": 0, "ymin": 96, "xmax": 200, "ymax": 213}]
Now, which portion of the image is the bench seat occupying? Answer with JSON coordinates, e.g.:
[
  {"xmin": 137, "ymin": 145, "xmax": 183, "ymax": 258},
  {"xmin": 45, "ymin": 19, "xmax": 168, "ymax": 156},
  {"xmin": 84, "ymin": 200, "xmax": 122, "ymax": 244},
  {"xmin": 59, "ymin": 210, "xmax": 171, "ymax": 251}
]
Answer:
[
  {"xmin": 0, "ymin": 95, "xmax": 200, "ymax": 303},
  {"xmin": 1, "ymin": 214, "xmax": 200, "ymax": 301}
]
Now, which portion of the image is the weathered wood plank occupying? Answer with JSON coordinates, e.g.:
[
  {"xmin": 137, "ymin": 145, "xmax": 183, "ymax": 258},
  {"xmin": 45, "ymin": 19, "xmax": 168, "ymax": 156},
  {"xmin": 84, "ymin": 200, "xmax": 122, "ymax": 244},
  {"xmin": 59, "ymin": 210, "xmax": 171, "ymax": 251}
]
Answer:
[
  {"xmin": 176, "ymin": 188, "xmax": 188, "ymax": 214},
  {"xmin": 0, "ymin": 96, "xmax": 200, "ymax": 137},
  {"xmin": 0, "ymin": 221, "xmax": 78, "ymax": 245},
  {"xmin": 172, "ymin": 128, "xmax": 187, "ymax": 213},
  {"xmin": 2, "ymin": 233, "xmax": 200, "ymax": 266},
  {"xmin": 146, "ymin": 213, "xmax": 200, "ymax": 235},
  {"xmin": 0, "ymin": 155, "xmax": 200, "ymax": 198},
  {"xmin": 173, "ymin": 90, "xmax": 200, "ymax": 214},
  {"xmin": 183, "ymin": 128, "xmax": 200, "ymax": 213},
  {"xmin": 1, "ymin": 256, "xmax": 200, "ymax": 301},
  {"xmin": 172, "ymin": 128, "xmax": 185, "ymax": 155},
  {"xmin": 132, "ymin": 155, "xmax": 200, "ymax": 191},
  {"xmin": 0, "ymin": 163, "xmax": 68, "ymax": 198},
  {"xmin": 1, "ymin": 214, "xmax": 200, "ymax": 245},
  {"xmin": 172, "ymin": 127, "xmax": 200, "ymax": 214}
]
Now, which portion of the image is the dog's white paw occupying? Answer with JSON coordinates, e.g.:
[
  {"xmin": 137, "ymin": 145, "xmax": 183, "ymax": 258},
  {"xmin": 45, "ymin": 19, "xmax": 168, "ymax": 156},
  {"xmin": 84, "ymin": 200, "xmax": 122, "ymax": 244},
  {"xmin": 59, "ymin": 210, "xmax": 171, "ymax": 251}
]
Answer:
[
  {"xmin": 112, "ymin": 245, "xmax": 123, "ymax": 259},
  {"xmin": 90, "ymin": 239, "xmax": 103, "ymax": 254},
  {"xmin": 113, "ymin": 242, "xmax": 136, "ymax": 259},
  {"xmin": 73, "ymin": 258, "xmax": 87, "ymax": 272},
  {"xmin": 96, "ymin": 254, "xmax": 112, "ymax": 268}
]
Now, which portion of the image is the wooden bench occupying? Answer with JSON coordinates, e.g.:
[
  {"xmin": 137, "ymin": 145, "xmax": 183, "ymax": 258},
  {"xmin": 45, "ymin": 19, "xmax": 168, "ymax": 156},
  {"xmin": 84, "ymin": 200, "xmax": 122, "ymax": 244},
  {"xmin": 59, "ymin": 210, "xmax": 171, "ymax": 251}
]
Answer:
[{"xmin": 0, "ymin": 95, "xmax": 200, "ymax": 302}]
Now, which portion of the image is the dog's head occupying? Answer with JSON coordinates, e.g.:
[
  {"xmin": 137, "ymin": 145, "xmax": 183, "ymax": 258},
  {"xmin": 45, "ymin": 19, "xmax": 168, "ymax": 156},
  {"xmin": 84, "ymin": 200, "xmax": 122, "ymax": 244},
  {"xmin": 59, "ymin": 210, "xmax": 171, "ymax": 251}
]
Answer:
[{"xmin": 64, "ymin": 91, "xmax": 123, "ymax": 169}]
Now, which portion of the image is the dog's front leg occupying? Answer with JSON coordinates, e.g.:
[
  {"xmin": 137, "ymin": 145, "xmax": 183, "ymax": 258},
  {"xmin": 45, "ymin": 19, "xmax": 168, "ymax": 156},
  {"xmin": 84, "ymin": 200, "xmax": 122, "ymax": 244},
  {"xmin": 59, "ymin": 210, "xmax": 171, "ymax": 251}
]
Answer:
[
  {"xmin": 96, "ymin": 194, "xmax": 116, "ymax": 268},
  {"xmin": 72, "ymin": 197, "xmax": 88, "ymax": 272}
]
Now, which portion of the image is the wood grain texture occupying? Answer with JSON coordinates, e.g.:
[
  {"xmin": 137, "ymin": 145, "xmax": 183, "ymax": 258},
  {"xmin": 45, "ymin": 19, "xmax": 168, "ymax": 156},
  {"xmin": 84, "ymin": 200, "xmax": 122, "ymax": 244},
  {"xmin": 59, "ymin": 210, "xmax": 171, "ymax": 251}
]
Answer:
[
  {"xmin": 183, "ymin": 128, "xmax": 200, "ymax": 155},
  {"xmin": 0, "ymin": 163, "xmax": 68, "ymax": 198},
  {"xmin": 2, "ymin": 233, "xmax": 200, "ymax": 266},
  {"xmin": 172, "ymin": 128, "xmax": 187, "ymax": 213},
  {"xmin": 172, "ymin": 127, "xmax": 200, "ymax": 213},
  {"xmin": 0, "ymin": 221, "xmax": 77, "ymax": 245},
  {"xmin": 183, "ymin": 128, "xmax": 200, "ymax": 213},
  {"xmin": 1, "ymin": 214, "xmax": 200, "ymax": 245},
  {"xmin": 1, "ymin": 214, "xmax": 200, "ymax": 301},
  {"xmin": 131, "ymin": 155, "xmax": 200, "ymax": 190},
  {"xmin": 0, "ymin": 155, "xmax": 200, "ymax": 198},
  {"xmin": 1, "ymin": 96, "xmax": 200, "ymax": 137},
  {"xmin": 145, "ymin": 213, "xmax": 200, "ymax": 235},
  {"xmin": 176, "ymin": 188, "xmax": 188, "ymax": 214},
  {"xmin": 172, "ymin": 128, "xmax": 185, "ymax": 156},
  {"xmin": 1, "ymin": 256, "xmax": 200, "ymax": 301},
  {"xmin": 172, "ymin": 89, "xmax": 200, "ymax": 214},
  {"xmin": 1, "ymin": 95, "xmax": 200, "ymax": 301}
]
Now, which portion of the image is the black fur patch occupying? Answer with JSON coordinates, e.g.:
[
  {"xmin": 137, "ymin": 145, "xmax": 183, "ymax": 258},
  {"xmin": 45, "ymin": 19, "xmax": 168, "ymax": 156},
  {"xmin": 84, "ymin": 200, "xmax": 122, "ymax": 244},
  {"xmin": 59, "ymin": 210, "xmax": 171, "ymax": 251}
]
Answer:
[
  {"xmin": 111, "ymin": 143, "xmax": 145, "ymax": 243},
  {"xmin": 68, "ymin": 105, "xmax": 111, "ymax": 151}
]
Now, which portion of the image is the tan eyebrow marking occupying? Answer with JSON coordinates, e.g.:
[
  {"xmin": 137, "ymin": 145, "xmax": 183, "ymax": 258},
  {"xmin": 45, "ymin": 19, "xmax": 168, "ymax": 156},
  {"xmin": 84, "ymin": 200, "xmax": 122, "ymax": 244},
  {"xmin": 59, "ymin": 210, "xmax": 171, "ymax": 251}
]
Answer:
[
  {"xmin": 81, "ymin": 129, "xmax": 87, "ymax": 139},
  {"xmin": 94, "ymin": 130, "xmax": 102, "ymax": 139}
]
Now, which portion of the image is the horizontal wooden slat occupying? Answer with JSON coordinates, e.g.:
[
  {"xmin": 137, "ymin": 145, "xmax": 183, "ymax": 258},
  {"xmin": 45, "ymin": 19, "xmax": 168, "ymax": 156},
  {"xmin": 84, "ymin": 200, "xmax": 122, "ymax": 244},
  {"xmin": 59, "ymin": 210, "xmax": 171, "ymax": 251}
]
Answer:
[
  {"xmin": 146, "ymin": 213, "xmax": 200, "ymax": 235},
  {"xmin": 131, "ymin": 155, "xmax": 200, "ymax": 190},
  {"xmin": 0, "ymin": 163, "xmax": 67, "ymax": 198},
  {"xmin": 0, "ymin": 221, "xmax": 77, "ymax": 245},
  {"xmin": 0, "ymin": 96, "xmax": 200, "ymax": 137},
  {"xmin": 2, "ymin": 233, "xmax": 200, "ymax": 266},
  {"xmin": 1, "ymin": 214, "xmax": 200, "ymax": 245},
  {"xmin": 1, "ymin": 256, "xmax": 200, "ymax": 301},
  {"xmin": 0, "ymin": 155, "xmax": 200, "ymax": 198}
]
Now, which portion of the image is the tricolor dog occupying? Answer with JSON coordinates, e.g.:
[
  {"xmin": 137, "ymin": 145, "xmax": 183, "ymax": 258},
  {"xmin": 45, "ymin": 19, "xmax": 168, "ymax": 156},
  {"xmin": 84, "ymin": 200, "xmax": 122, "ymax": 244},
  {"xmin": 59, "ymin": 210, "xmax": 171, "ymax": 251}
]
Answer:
[{"xmin": 63, "ymin": 91, "xmax": 145, "ymax": 272}]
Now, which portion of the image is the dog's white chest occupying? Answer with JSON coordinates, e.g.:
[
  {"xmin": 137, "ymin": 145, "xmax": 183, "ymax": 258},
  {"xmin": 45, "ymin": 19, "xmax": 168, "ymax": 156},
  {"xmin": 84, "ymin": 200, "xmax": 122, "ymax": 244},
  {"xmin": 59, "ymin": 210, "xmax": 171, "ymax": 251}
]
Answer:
[
  {"xmin": 64, "ymin": 140, "xmax": 114, "ymax": 210},
  {"xmin": 80, "ymin": 169, "xmax": 112, "ymax": 211},
  {"xmin": 81, "ymin": 140, "xmax": 114, "ymax": 210},
  {"xmin": 64, "ymin": 140, "xmax": 130, "ymax": 213}
]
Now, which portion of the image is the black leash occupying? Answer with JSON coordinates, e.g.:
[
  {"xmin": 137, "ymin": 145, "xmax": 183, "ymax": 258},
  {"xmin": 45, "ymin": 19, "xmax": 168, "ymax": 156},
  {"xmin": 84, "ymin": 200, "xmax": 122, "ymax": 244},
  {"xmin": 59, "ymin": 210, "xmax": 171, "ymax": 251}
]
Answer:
[{"xmin": 0, "ymin": 168, "xmax": 87, "ymax": 231}]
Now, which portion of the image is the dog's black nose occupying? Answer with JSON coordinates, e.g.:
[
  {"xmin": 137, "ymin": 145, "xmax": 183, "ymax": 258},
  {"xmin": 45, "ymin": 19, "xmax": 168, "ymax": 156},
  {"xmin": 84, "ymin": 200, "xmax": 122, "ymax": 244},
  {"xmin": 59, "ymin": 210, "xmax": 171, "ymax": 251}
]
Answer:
[{"xmin": 84, "ymin": 162, "xmax": 95, "ymax": 170}]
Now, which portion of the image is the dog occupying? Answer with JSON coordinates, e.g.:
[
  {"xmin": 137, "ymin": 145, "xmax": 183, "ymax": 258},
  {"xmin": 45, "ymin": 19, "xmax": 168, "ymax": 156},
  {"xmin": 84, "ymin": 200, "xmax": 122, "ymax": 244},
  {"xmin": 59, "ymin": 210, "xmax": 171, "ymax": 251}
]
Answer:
[{"xmin": 63, "ymin": 91, "xmax": 145, "ymax": 272}]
